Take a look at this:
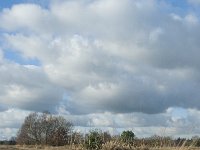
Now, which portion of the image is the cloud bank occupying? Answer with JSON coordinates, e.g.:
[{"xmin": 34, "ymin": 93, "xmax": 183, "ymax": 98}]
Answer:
[{"xmin": 0, "ymin": 0, "xmax": 200, "ymax": 138}]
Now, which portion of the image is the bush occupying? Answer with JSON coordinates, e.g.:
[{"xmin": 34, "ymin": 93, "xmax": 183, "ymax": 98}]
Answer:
[
  {"xmin": 102, "ymin": 131, "xmax": 112, "ymax": 143},
  {"xmin": 85, "ymin": 129, "xmax": 103, "ymax": 150},
  {"xmin": 120, "ymin": 130, "xmax": 135, "ymax": 145}
]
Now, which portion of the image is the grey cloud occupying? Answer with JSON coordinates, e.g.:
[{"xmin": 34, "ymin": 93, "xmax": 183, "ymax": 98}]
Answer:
[
  {"xmin": 0, "ymin": 62, "xmax": 63, "ymax": 112},
  {"xmin": 66, "ymin": 67, "xmax": 200, "ymax": 114},
  {"xmin": 147, "ymin": 16, "xmax": 200, "ymax": 69}
]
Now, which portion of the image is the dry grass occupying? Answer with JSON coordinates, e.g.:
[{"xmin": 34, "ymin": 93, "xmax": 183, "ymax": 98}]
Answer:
[
  {"xmin": 2, "ymin": 139, "xmax": 200, "ymax": 150},
  {"xmin": 1, "ymin": 145, "xmax": 200, "ymax": 150},
  {"xmin": 0, "ymin": 145, "xmax": 85, "ymax": 150}
]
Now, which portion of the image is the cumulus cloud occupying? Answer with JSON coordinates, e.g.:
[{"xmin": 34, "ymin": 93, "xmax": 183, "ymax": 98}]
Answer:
[
  {"xmin": 0, "ymin": 0, "xmax": 200, "ymax": 115},
  {"xmin": 0, "ymin": 0, "xmax": 200, "ymax": 138},
  {"xmin": 0, "ymin": 4, "xmax": 52, "ymax": 33}
]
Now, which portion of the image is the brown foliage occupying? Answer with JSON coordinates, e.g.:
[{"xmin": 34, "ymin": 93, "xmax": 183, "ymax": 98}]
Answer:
[{"xmin": 16, "ymin": 112, "xmax": 73, "ymax": 146}]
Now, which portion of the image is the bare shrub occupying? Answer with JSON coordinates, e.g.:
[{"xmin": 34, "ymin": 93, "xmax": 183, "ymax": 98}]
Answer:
[{"xmin": 16, "ymin": 112, "xmax": 73, "ymax": 146}]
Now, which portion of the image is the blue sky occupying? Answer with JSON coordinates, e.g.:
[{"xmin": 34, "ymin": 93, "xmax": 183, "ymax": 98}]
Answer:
[
  {"xmin": 4, "ymin": 50, "xmax": 41, "ymax": 65},
  {"xmin": 168, "ymin": 0, "xmax": 188, "ymax": 7},
  {"xmin": 0, "ymin": 0, "xmax": 49, "ymax": 9},
  {"xmin": 0, "ymin": 0, "xmax": 195, "ymax": 11},
  {"xmin": 1, "ymin": 0, "xmax": 200, "ymax": 139},
  {"xmin": 0, "ymin": 0, "xmax": 192, "ymax": 6},
  {"xmin": 0, "ymin": 0, "xmax": 31, "ymax": 9}
]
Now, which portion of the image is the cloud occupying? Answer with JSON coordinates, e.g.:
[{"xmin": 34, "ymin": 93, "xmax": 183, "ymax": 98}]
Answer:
[
  {"xmin": 0, "ymin": 62, "xmax": 63, "ymax": 112},
  {"xmin": 0, "ymin": 0, "xmax": 200, "ymax": 115},
  {"xmin": 0, "ymin": 108, "xmax": 30, "ymax": 140},
  {"xmin": 58, "ymin": 107, "xmax": 200, "ymax": 137},
  {"xmin": 1, "ymin": 0, "xmax": 200, "ymax": 138},
  {"xmin": 0, "ymin": 109, "xmax": 29, "ymax": 128},
  {"xmin": 0, "ymin": 4, "xmax": 51, "ymax": 33}
]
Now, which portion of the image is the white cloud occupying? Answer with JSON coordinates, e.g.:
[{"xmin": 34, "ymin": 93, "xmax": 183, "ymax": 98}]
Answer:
[
  {"xmin": 185, "ymin": 14, "xmax": 199, "ymax": 25},
  {"xmin": 0, "ymin": 4, "xmax": 52, "ymax": 33}
]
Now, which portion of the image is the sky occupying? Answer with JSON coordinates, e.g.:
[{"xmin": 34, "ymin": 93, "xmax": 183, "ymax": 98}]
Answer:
[{"xmin": 1, "ymin": 0, "xmax": 200, "ymax": 139}]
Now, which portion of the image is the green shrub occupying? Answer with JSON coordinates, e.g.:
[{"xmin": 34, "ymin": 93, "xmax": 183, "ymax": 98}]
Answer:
[
  {"xmin": 120, "ymin": 130, "xmax": 135, "ymax": 145},
  {"xmin": 85, "ymin": 129, "xmax": 103, "ymax": 150}
]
